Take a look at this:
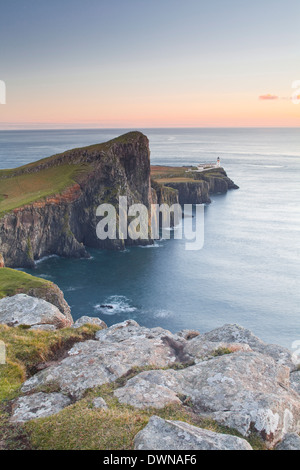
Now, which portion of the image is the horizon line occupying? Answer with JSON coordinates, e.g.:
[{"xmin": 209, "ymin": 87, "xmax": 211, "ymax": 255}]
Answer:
[{"xmin": 0, "ymin": 125, "xmax": 300, "ymax": 131}]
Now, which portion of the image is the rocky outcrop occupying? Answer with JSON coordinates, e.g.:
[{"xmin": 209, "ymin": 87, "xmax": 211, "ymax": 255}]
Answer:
[
  {"xmin": 163, "ymin": 169, "xmax": 239, "ymax": 205},
  {"xmin": 114, "ymin": 352, "xmax": 300, "ymax": 446},
  {"xmin": 25, "ymin": 283, "xmax": 72, "ymax": 322},
  {"xmin": 72, "ymin": 315, "xmax": 107, "ymax": 329},
  {"xmin": 0, "ymin": 294, "xmax": 73, "ymax": 329},
  {"xmin": 12, "ymin": 320, "xmax": 299, "ymax": 448},
  {"xmin": 275, "ymin": 433, "xmax": 300, "ymax": 450},
  {"xmin": 134, "ymin": 416, "xmax": 253, "ymax": 450},
  {"xmin": 200, "ymin": 323, "xmax": 296, "ymax": 371},
  {"xmin": 0, "ymin": 132, "xmax": 154, "ymax": 268},
  {"xmin": 0, "ymin": 254, "xmax": 4, "ymax": 268},
  {"xmin": 21, "ymin": 320, "xmax": 189, "ymax": 399},
  {"xmin": 10, "ymin": 392, "xmax": 71, "ymax": 423},
  {"xmin": 164, "ymin": 180, "xmax": 211, "ymax": 205}
]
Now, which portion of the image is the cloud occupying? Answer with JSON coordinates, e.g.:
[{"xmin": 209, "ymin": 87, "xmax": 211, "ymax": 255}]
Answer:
[{"xmin": 259, "ymin": 94, "xmax": 279, "ymax": 100}]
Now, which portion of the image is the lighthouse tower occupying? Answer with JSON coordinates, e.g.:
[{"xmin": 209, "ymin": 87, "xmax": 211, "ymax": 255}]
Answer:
[{"xmin": 217, "ymin": 157, "xmax": 220, "ymax": 167}]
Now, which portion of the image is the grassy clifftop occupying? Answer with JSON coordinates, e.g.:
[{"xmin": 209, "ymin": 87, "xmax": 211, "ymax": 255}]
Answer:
[
  {"xmin": 0, "ymin": 268, "xmax": 52, "ymax": 300},
  {"xmin": 0, "ymin": 164, "xmax": 90, "ymax": 217},
  {"xmin": 0, "ymin": 131, "xmax": 147, "ymax": 217}
]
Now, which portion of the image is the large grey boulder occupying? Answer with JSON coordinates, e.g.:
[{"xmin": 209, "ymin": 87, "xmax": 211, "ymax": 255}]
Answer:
[
  {"xmin": 10, "ymin": 392, "xmax": 71, "ymax": 423},
  {"xmin": 200, "ymin": 324, "xmax": 296, "ymax": 371},
  {"xmin": 275, "ymin": 433, "xmax": 300, "ymax": 450},
  {"xmin": 0, "ymin": 294, "xmax": 71, "ymax": 329},
  {"xmin": 183, "ymin": 336, "xmax": 251, "ymax": 363},
  {"xmin": 115, "ymin": 351, "xmax": 300, "ymax": 447},
  {"xmin": 21, "ymin": 320, "xmax": 189, "ymax": 399},
  {"xmin": 72, "ymin": 316, "xmax": 107, "ymax": 329},
  {"xmin": 134, "ymin": 416, "xmax": 253, "ymax": 450}
]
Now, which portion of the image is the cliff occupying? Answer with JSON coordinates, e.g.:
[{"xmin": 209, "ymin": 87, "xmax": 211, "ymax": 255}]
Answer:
[
  {"xmin": 0, "ymin": 133, "xmax": 238, "ymax": 268},
  {"xmin": 0, "ymin": 132, "xmax": 153, "ymax": 268},
  {"xmin": 151, "ymin": 166, "xmax": 239, "ymax": 205},
  {"xmin": 0, "ymin": 268, "xmax": 72, "ymax": 321}
]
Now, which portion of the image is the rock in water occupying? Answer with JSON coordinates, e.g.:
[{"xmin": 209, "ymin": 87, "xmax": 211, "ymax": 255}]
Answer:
[
  {"xmin": 0, "ymin": 294, "xmax": 71, "ymax": 329},
  {"xmin": 10, "ymin": 392, "xmax": 71, "ymax": 423},
  {"xmin": 134, "ymin": 416, "xmax": 253, "ymax": 450}
]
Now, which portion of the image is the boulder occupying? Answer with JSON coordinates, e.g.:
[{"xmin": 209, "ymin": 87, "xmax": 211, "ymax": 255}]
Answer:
[
  {"xmin": 183, "ymin": 336, "xmax": 251, "ymax": 362},
  {"xmin": 290, "ymin": 371, "xmax": 300, "ymax": 395},
  {"xmin": 10, "ymin": 392, "xmax": 71, "ymax": 423},
  {"xmin": 134, "ymin": 416, "xmax": 253, "ymax": 450},
  {"xmin": 21, "ymin": 320, "xmax": 189, "ymax": 399},
  {"xmin": 0, "ymin": 294, "xmax": 71, "ymax": 329},
  {"xmin": 92, "ymin": 397, "xmax": 108, "ymax": 410},
  {"xmin": 201, "ymin": 324, "xmax": 296, "ymax": 371},
  {"xmin": 275, "ymin": 433, "xmax": 300, "ymax": 450},
  {"xmin": 115, "ymin": 351, "xmax": 300, "ymax": 446},
  {"xmin": 72, "ymin": 316, "xmax": 107, "ymax": 329}
]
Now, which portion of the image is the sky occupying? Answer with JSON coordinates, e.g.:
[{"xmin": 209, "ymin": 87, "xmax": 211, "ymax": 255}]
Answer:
[{"xmin": 0, "ymin": 0, "xmax": 299, "ymax": 129}]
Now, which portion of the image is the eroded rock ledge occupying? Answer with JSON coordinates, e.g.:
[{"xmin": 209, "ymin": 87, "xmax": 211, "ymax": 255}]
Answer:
[{"xmin": 8, "ymin": 319, "xmax": 299, "ymax": 449}]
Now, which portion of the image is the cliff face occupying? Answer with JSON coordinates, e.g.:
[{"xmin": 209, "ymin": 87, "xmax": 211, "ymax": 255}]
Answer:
[
  {"xmin": 0, "ymin": 132, "xmax": 153, "ymax": 268},
  {"xmin": 157, "ymin": 169, "xmax": 239, "ymax": 205}
]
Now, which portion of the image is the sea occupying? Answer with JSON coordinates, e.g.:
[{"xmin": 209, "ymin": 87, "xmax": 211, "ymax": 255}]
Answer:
[{"xmin": 0, "ymin": 128, "xmax": 299, "ymax": 348}]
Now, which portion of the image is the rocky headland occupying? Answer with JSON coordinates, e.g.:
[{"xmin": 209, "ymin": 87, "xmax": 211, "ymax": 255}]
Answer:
[{"xmin": 0, "ymin": 132, "xmax": 238, "ymax": 268}]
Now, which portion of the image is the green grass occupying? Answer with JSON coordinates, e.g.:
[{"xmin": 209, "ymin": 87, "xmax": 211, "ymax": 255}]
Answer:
[
  {"xmin": 0, "ymin": 323, "xmax": 102, "ymax": 402},
  {"xmin": 25, "ymin": 374, "xmax": 266, "ymax": 451},
  {"xmin": 0, "ymin": 268, "xmax": 52, "ymax": 299},
  {"xmin": 0, "ymin": 163, "xmax": 90, "ymax": 216}
]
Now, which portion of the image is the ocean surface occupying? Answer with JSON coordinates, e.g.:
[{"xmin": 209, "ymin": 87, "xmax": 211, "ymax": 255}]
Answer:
[{"xmin": 0, "ymin": 128, "xmax": 299, "ymax": 348}]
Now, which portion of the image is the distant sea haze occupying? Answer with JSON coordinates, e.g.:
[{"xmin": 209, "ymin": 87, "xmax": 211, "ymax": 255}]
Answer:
[{"xmin": 1, "ymin": 128, "xmax": 299, "ymax": 348}]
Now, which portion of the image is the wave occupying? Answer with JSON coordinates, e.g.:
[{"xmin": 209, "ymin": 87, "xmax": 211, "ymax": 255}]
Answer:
[
  {"xmin": 153, "ymin": 309, "xmax": 174, "ymax": 319},
  {"xmin": 35, "ymin": 255, "xmax": 59, "ymax": 265},
  {"xmin": 94, "ymin": 295, "xmax": 137, "ymax": 315}
]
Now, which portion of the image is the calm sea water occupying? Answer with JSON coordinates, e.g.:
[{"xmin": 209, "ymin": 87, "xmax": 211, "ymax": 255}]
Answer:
[{"xmin": 0, "ymin": 128, "xmax": 299, "ymax": 348}]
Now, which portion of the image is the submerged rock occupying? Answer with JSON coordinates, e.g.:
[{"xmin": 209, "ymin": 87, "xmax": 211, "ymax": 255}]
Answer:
[
  {"xmin": 0, "ymin": 294, "xmax": 71, "ymax": 329},
  {"xmin": 134, "ymin": 416, "xmax": 253, "ymax": 450},
  {"xmin": 10, "ymin": 392, "xmax": 71, "ymax": 423}
]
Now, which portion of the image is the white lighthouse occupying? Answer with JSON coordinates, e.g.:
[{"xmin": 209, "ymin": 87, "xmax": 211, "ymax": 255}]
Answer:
[{"xmin": 217, "ymin": 157, "xmax": 220, "ymax": 167}]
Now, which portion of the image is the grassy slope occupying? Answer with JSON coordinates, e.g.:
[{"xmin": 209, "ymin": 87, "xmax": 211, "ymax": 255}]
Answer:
[
  {"xmin": 151, "ymin": 165, "xmax": 224, "ymax": 185},
  {"xmin": 0, "ymin": 268, "xmax": 52, "ymax": 299},
  {"xmin": 0, "ymin": 131, "xmax": 146, "ymax": 217},
  {"xmin": 0, "ymin": 164, "xmax": 90, "ymax": 216}
]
